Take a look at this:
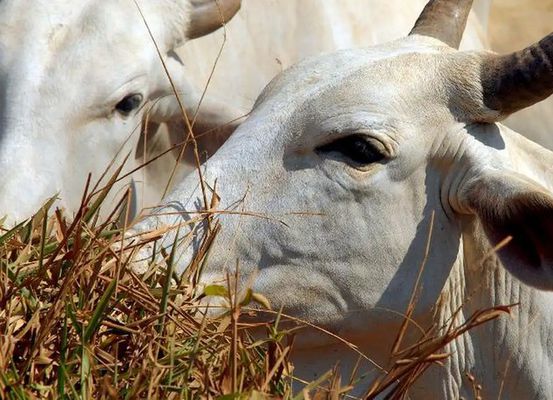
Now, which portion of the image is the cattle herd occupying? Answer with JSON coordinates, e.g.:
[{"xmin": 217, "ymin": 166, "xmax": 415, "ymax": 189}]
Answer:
[{"xmin": 2, "ymin": 0, "xmax": 553, "ymax": 398}]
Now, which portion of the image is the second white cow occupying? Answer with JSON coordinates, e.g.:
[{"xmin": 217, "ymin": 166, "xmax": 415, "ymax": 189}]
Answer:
[
  {"xmin": 140, "ymin": 0, "xmax": 493, "ymax": 207},
  {"xmin": 0, "ymin": 0, "xmax": 241, "ymax": 223}
]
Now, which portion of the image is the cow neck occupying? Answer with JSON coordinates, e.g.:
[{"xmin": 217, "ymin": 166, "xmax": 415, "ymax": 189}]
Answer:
[{"xmin": 422, "ymin": 215, "xmax": 553, "ymax": 398}]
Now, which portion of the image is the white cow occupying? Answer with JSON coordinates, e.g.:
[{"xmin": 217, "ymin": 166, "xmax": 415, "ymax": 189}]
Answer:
[
  {"xmin": 0, "ymin": 0, "xmax": 241, "ymax": 223},
  {"xmin": 137, "ymin": 0, "xmax": 553, "ymax": 397}
]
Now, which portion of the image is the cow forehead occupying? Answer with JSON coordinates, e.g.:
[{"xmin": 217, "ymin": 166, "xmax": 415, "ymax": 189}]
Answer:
[
  {"xmin": 0, "ymin": 0, "xmax": 188, "ymax": 48},
  {"xmin": 249, "ymin": 38, "xmax": 450, "ymax": 146},
  {"xmin": 0, "ymin": 1, "xmax": 178, "ymax": 68},
  {"xmin": 256, "ymin": 38, "xmax": 449, "ymax": 111},
  {"xmin": 0, "ymin": 1, "xmax": 78, "ymax": 27},
  {"xmin": 1, "ymin": 1, "xmax": 146, "ymax": 49},
  {"xmin": 1, "ymin": 1, "xmax": 86, "ymax": 49}
]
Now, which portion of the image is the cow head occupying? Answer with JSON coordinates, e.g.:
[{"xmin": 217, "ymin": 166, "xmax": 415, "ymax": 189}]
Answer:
[
  {"xmin": 139, "ymin": 0, "xmax": 553, "ymax": 348},
  {"xmin": 0, "ymin": 0, "xmax": 240, "ymax": 222}
]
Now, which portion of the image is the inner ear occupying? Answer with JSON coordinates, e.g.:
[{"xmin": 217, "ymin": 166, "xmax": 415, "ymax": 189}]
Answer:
[
  {"xmin": 462, "ymin": 171, "xmax": 553, "ymax": 290},
  {"xmin": 480, "ymin": 191, "xmax": 553, "ymax": 268}
]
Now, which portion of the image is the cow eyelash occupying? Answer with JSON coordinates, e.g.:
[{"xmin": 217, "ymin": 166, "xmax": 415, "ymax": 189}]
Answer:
[{"xmin": 316, "ymin": 134, "xmax": 386, "ymax": 166}]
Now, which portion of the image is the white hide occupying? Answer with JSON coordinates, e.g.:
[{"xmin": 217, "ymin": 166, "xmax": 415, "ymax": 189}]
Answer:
[
  {"xmin": 137, "ymin": 31, "xmax": 553, "ymax": 399},
  {"xmin": 178, "ymin": 0, "xmax": 490, "ymax": 111}
]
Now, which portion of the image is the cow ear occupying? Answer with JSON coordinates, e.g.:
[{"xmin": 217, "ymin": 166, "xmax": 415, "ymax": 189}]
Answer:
[
  {"xmin": 146, "ymin": 84, "xmax": 244, "ymax": 134},
  {"xmin": 147, "ymin": 53, "xmax": 245, "ymax": 126},
  {"xmin": 459, "ymin": 170, "xmax": 553, "ymax": 290},
  {"xmin": 143, "ymin": 96, "xmax": 242, "ymax": 161},
  {"xmin": 139, "ymin": 53, "xmax": 244, "ymax": 167}
]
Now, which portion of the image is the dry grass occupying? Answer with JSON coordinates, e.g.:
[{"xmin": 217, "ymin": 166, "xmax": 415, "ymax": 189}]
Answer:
[
  {"xmin": 0, "ymin": 167, "xmax": 295, "ymax": 399},
  {"xmin": 0, "ymin": 167, "xmax": 514, "ymax": 399}
]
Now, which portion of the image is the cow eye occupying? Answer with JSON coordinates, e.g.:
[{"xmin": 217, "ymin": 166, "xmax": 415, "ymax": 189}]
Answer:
[
  {"xmin": 316, "ymin": 134, "xmax": 386, "ymax": 166},
  {"xmin": 115, "ymin": 93, "xmax": 143, "ymax": 116}
]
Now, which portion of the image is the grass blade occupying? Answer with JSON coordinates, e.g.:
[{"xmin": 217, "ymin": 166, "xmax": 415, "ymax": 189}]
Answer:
[{"xmin": 84, "ymin": 277, "xmax": 117, "ymax": 344}]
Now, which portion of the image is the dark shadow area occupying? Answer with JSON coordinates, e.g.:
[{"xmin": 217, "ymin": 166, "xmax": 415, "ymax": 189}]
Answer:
[{"xmin": 466, "ymin": 122, "xmax": 505, "ymax": 150}]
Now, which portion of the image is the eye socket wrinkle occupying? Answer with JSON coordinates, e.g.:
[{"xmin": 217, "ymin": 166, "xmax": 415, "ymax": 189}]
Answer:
[{"xmin": 316, "ymin": 134, "xmax": 386, "ymax": 166}]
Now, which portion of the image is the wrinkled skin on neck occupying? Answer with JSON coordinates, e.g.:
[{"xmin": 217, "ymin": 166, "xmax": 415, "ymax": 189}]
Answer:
[{"xmin": 137, "ymin": 36, "xmax": 553, "ymax": 398}]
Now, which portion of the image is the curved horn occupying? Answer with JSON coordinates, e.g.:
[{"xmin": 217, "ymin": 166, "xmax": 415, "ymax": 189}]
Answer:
[
  {"xmin": 186, "ymin": 0, "xmax": 241, "ymax": 39},
  {"xmin": 409, "ymin": 0, "xmax": 474, "ymax": 49},
  {"xmin": 481, "ymin": 33, "xmax": 553, "ymax": 117}
]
